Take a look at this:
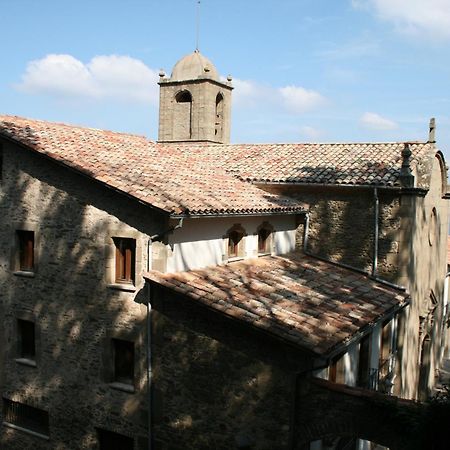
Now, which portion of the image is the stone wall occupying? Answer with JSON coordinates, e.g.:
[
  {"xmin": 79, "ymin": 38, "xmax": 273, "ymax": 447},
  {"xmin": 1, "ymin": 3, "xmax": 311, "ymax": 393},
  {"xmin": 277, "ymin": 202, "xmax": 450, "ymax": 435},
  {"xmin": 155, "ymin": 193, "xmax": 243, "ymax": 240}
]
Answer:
[
  {"xmin": 150, "ymin": 284, "xmax": 311, "ymax": 450},
  {"xmin": 266, "ymin": 185, "xmax": 402, "ymax": 281},
  {"xmin": 0, "ymin": 140, "xmax": 166, "ymax": 449}
]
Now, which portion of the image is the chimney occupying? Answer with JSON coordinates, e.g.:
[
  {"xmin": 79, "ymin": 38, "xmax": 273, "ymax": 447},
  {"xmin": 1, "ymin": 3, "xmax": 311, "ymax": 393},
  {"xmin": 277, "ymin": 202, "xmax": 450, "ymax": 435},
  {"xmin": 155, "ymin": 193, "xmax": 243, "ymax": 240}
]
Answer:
[{"xmin": 428, "ymin": 117, "xmax": 436, "ymax": 143}]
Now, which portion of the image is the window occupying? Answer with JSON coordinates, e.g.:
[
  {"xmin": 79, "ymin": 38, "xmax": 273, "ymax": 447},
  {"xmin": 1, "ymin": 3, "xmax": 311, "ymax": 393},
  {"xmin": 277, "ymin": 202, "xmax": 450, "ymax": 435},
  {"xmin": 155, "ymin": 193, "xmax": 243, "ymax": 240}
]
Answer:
[
  {"xmin": 17, "ymin": 230, "xmax": 34, "ymax": 271},
  {"xmin": 226, "ymin": 225, "xmax": 246, "ymax": 259},
  {"xmin": 18, "ymin": 319, "xmax": 35, "ymax": 360},
  {"xmin": 113, "ymin": 338, "xmax": 135, "ymax": 386},
  {"xmin": 257, "ymin": 224, "xmax": 273, "ymax": 255},
  {"xmin": 215, "ymin": 93, "xmax": 224, "ymax": 139},
  {"xmin": 329, "ymin": 354, "xmax": 345, "ymax": 384},
  {"xmin": 357, "ymin": 334, "xmax": 371, "ymax": 388},
  {"xmin": 97, "ymin": 428, "xmax": 134, "ymax": 450},
  {"xmin": 2, "ymin": 398, "xmax": 49, "ymax": 438},
  {"xmin": 114, "ymin": 238, "xmax": 135, "ymax": 284},
  {"xmin": 174, "ymin": 90, "xmax": 192, "ymax": 140}
]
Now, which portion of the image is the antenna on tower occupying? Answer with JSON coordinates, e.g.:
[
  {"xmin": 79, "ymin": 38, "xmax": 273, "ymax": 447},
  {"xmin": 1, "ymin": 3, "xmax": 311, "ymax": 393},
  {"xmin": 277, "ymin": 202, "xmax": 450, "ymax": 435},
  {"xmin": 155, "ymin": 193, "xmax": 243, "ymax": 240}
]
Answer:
[{"xmin": 196, "ymin": 1, "xmax": 201, "ymax": 51}]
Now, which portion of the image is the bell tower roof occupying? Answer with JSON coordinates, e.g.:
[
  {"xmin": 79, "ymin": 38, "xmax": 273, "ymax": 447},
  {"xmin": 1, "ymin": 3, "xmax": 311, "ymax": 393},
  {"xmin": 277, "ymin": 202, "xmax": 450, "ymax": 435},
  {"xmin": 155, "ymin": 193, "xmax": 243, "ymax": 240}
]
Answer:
[{"xmin": 170, "ymin": 50, "xmax": 219, "ymax": 82}]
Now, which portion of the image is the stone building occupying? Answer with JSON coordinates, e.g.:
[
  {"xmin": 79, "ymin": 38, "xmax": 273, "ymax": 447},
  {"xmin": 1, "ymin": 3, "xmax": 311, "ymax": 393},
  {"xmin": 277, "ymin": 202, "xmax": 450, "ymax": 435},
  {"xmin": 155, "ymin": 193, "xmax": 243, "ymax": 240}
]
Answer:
[{"xmin": 0, "ymin": 51, "xmax": 448, "ymax": 450}]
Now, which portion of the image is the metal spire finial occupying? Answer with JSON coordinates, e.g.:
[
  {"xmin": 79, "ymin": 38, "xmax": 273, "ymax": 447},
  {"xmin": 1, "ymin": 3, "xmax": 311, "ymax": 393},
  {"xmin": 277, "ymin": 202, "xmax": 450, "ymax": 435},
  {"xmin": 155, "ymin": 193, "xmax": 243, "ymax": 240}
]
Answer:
[{"xmin": 196, "ymin": 1, "xmax": 201, "ymax": 51}]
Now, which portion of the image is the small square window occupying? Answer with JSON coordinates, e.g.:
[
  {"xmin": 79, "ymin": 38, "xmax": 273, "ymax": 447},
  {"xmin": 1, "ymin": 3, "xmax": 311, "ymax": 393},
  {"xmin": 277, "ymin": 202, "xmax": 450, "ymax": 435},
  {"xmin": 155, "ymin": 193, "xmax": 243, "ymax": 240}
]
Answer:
[
  {"xmin": 2, "ymin": 398, "xmax": 49, "ymax": 437},
  {"xmin": 17, "ymin": 230, "xmax": 34, "ymax": 271},
  {"xmin": 113, "ymin": 338, "xmax": 135, "ymax": 386},
  {"xmin": 18, "ymin": 319, "xmax": 35, "ymax": 360},
  {"xmin": 97, "ymin": 428, "xmax": 134, "ymax": 450},
  {"xmin": 114, "ymin": 238, "xmax": 135, "ymax": 284}
]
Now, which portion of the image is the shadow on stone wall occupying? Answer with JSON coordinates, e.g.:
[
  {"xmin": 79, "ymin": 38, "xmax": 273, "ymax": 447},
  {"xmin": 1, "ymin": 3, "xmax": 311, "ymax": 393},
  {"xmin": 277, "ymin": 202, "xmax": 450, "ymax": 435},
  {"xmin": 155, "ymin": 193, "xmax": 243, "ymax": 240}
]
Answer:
[{"xmin": 0, "ymin": 132, "xmax": 166, "ymax": 449}]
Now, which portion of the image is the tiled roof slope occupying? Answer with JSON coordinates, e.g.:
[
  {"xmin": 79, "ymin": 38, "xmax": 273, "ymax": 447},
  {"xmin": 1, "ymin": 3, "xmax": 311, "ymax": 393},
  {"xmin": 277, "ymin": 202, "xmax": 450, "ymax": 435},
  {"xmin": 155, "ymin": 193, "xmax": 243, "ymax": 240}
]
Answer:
[
  {"xmin": 145, "ymin": 253, "xmax": 409, "ymax": 355},
  {"xmin": 178, "ymin": 141, "xmax": 436, "ymax": 188},
  {"xmin": 0, "ymin": 116, "xmax": 305, "ymax": 216}
]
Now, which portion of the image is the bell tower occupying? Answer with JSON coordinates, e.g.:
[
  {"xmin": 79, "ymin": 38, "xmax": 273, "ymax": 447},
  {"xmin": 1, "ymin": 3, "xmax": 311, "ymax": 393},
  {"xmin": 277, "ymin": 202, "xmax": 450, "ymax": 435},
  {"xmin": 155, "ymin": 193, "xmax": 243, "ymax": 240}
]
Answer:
[{"xmin": 158, "ymin": 50, "xmax": 233, "ymax": 144}]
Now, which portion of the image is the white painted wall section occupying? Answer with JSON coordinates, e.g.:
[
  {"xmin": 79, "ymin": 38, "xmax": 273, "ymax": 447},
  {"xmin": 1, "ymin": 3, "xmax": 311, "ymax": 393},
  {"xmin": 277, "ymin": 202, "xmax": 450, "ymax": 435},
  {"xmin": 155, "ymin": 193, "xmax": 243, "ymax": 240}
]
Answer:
[{"xmin": 165, "ymin": 215, "xmax": 298, "ymax": 273}]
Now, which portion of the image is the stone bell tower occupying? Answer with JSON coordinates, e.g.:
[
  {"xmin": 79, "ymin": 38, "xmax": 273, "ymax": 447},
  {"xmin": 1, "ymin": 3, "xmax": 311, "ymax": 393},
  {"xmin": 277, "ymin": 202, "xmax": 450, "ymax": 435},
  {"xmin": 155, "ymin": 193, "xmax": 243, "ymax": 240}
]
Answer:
[{"xmin": 158, "ymin": 50, "xmax": 233, "ymax": 144}]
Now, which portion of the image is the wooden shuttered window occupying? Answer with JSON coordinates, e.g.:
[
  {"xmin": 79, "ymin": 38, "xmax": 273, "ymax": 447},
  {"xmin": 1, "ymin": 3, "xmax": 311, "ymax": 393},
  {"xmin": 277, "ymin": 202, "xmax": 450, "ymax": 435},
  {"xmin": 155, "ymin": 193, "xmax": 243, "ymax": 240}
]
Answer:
[
  {"xmin": 114, "ymin": 238, "xmax": 135, "ymax": 284},
  {"xmin": 17, "ymin": 230, "xmax": 34, "ymax": 271},
  {"xmin": 258, "ymin": 228, "xmax": 271, "ymax": 254}
]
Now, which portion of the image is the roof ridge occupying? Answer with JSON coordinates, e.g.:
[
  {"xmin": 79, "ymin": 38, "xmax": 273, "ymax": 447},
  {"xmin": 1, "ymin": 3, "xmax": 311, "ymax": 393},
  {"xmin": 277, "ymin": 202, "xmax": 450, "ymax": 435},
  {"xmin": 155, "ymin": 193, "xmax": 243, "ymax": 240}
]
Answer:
[{"xmin": 0, "ymin": 114, "xmax": 154, "ymax": 142}]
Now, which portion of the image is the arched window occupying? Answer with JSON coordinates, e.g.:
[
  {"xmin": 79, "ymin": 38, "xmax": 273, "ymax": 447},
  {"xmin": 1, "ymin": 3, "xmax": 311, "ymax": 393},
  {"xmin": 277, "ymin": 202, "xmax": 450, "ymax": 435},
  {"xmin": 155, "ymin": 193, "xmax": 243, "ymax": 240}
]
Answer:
[
  {"xmin": 428, "ymin": 207, "xmax": 437, "ymax": 246},
  {"xmin": 226, "ymin": 224, "xmax": 246, "ymax": 259},
  {"xmin": 257, "ymin": 223, "xmax": 273, "ymax": 255},
  {"xmin": 174, "ymin": 90, "xmax": 192, "ymax": 140},
  {"xmin": 215, "ymin": 93, "xmax": 224, "ymax": 140}
]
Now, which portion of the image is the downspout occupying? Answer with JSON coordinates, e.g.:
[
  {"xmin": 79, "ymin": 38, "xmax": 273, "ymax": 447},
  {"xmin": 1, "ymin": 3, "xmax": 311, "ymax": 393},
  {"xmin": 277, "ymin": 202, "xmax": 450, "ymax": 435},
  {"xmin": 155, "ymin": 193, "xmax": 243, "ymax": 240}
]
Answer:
[
  {"xmin": 146, "ymin": 283, "xmax": 153, "ymax": 450},
  {"xmin": 372, "ymin": 187, "xmax": 379, "ymax": 277},
  {"xmin": 146, "ymin": 217, "xmax": 184, "ymax": 450}
]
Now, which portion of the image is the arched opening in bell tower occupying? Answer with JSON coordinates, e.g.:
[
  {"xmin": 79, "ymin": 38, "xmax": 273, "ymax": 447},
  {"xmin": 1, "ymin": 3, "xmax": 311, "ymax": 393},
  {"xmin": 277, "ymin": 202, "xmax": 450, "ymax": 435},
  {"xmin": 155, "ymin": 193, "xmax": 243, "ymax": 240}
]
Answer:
[
  {"xmin": 174, "ymin": 90, "xmax": 192, "ymax": 140},
  {"xmin": 215, "ymin": 93, "xmax": 224, "ymax": 141}
]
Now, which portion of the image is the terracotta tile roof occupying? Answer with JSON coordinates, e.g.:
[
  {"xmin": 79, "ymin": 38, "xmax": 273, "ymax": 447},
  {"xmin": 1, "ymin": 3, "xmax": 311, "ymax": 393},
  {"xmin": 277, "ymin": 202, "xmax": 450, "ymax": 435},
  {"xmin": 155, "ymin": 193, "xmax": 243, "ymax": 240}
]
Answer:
[
  {"xmin": 177, "ymin": 141, "xmax": 436, "ymax": 188},
  {"xmin": 145, "ymin": 253, "xmax": 409, "ymax": 355},
  {"xmin": 0, "ymin": 116, "xmax": 306, "ymax": 216}
]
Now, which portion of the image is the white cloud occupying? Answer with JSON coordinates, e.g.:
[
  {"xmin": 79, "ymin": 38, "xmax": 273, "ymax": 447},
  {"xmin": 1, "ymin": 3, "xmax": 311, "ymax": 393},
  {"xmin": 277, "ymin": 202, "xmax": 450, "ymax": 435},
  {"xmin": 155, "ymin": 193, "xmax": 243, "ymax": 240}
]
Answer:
[
  {"xmin": 300, "ymin": 126, "xmax": 323, "ymax": 140},
  {"xmin": 16, "ymin": 54, "xmax": 159, "ymax": 103},
  {"xmin": 360, "ymin": 112, "xmax": 398, "ymax": 130},
  {"xmin": 353, "ymin": 0, "xmax": 450, "ymax": 40},
  {"xmin": 279, "ymin": 86, "xmax": 327, "ymax": 114},
  {"xmin": 231, "ymin": 78, "xmax": 327, "ymax": 115}
]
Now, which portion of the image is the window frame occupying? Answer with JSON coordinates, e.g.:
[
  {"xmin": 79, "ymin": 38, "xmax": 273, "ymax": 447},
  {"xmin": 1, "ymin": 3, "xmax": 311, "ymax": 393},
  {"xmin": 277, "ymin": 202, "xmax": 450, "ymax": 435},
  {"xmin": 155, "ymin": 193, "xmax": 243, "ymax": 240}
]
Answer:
[
  {"xmin": 2, "ymin": 398, "xmax": 49, "ymax": 439},
  {"xmin": 114, "ymin": 237, "xmax": 136, "ymax": 284},
  {"xmin": 112, "ymin": 338, "xmax": 135, "ymax": 387},
  {"xmin": 257, "ymin": 222, "xmax": 274, "ymax": 256},
  {"xmin": 17, "ymin": 319, "xmax": 36, "ymax": 362},
  {"xmin": 225, "ymin": 224, "xmax": 246, "ymax": 261},
  {"xmin": 17, "ymin": 230, "xmax": 35, "ymax": 272}
]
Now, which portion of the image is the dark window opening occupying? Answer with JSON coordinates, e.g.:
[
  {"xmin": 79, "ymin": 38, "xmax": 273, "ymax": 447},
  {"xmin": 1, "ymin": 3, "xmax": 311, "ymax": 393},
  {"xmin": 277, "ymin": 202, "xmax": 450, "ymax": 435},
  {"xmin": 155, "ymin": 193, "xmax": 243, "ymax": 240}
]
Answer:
[
  {"xmin": 215, "ymin": 93, "xmax": 224, "ymax": 139},
  {"xmin": 17, "ymin": 230, "xmax": 34, "ymax": 271},
  {"xmin": 97, "ymin": 428, "xmax": 134, "ymax": 450},
  {"xmin": 114, "ymin": 238, "xmax": 135, "ymax": 284},
  {"xmin": 228, "ymin": 230, "xmax": 243, "ymax": 258},
  {"xmin": 2, "ymin": 398, "xmax": 49, "ymax": 436},
  {"xmin": 258, "ymin": 228, "xmax": 271, "ymax": 254},
  {"xmin": 357, "ymin": 334, "xmax": 370, "ymax": 388},
  {"xmin": 18, "ymin": 319, "xmax": 35, "ymax": 360},
  {"xmin": 175, "ymin": 90, "xmax": 192, "ymax": 103},
  {"xmin": 113, "ymin": 339, "xmax": 135, "ymax": 385}
]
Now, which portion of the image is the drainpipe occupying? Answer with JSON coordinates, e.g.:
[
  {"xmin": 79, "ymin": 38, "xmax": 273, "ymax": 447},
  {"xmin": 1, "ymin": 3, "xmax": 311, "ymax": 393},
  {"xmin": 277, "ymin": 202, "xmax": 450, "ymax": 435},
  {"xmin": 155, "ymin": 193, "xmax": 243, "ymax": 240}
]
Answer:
[
  {"xmin": 145, "ymin": 217, "xmax": 184, "ymax": 450},
  {"xmin": 146, "ymin": 283, "xmax": 153, "ymax": 450},
  {"xmin": 372, "ymin": 187, "xmax": 379, "ymax": 277}
]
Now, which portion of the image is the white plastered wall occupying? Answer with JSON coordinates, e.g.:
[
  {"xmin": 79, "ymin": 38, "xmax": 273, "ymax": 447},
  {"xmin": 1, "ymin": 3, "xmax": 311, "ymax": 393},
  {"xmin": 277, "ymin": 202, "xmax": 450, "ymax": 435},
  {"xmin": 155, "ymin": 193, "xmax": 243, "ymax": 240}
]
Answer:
[{"xmin": 164, "ymin": 215, "xmax": 297, "ymax": 273}]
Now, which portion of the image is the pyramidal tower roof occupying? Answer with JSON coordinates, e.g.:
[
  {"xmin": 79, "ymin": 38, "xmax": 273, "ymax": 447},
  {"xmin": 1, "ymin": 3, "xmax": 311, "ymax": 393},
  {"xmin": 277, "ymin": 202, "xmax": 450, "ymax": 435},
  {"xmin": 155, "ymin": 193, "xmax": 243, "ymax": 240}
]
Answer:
[{"xmin": 170, "ymin": 50, "xmax": 219, "ymax": 81}]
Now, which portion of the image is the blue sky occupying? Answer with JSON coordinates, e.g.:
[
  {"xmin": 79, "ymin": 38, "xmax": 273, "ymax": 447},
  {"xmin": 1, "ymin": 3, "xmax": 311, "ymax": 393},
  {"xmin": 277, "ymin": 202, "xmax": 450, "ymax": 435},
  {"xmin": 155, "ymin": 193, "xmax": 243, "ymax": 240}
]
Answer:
[{"xmin": 2, "ymin": 0, "xmax": 450, "ymax": 160}]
